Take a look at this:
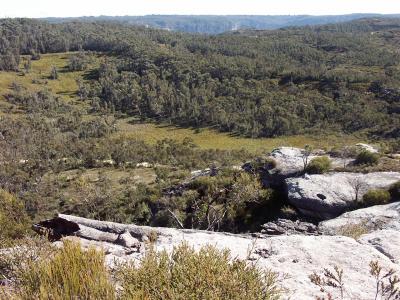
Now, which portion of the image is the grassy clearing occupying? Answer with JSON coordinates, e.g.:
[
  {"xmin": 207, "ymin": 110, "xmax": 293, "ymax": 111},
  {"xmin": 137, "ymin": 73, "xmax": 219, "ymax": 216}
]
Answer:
[
  {"xmin": 116, "ymin": 118, "xmax": 362, "ymax": 153},
  {"xmin": 44, "ymin": 167, "xmax": 156, "ymax": 196}
]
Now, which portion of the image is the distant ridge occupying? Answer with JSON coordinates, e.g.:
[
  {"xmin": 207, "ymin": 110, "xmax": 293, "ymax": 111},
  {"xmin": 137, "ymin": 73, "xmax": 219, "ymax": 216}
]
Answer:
[{"xmin": 42, "ymin": 14, "xmax": 400, "ymax": 34}]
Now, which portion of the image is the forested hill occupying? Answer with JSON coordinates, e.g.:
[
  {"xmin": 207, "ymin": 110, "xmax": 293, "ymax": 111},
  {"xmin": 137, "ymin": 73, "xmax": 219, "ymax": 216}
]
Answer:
[
  {"xmin": 1, "ymin": 18, "xmax": 400, "ymax": 139},
  {"xmin": 43, "ymin": 14, "xmax": 400, "ymax": 34}
]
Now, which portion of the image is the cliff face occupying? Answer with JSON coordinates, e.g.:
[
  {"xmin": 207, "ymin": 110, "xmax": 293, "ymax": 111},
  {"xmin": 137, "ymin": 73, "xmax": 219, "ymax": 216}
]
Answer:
[{"xmin": 36, "ymin": 204, "xmax": 400, "ymax": 299}]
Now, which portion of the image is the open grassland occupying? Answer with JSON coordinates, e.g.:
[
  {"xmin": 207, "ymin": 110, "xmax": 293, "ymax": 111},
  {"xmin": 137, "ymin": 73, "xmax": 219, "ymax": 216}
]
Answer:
[
  {"xmin": 116, "ymin": 118, "xmax": 363, "ymax": 153},
  {"xmin": 0, "ymin": 52, "xmax": 365, "ymax": 153}
]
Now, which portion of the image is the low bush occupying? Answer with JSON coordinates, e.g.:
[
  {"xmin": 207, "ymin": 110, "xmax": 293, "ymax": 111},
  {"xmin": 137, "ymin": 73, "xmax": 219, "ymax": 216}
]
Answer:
[
  {"xmin": 362, "ymin": 189, "xmax": 391, "ymax": 206},
  {"xmin": 14, "ymin": 240, "xmax": 115, "ymax": 300},
  {"xmin": 0, "ymin": 189, "xmax": 30, "ymax": 246},
  {"xmin": 116, "ymin": 243, "xmax": 281, "ymax": 300},
  {"xmin": 355, "ymin": 150, "xmax": 380, "ymax": 166},
  {"xmin": 389, "ymin": 181, "xmax": 400, "ymax": 202},
  {"xmin": 305, "ymin": 156, "xmax": 331, "ymax": 174},
  {"xmin": 335, "ymin": 221, "xmax": 369, "ymax": 239}
]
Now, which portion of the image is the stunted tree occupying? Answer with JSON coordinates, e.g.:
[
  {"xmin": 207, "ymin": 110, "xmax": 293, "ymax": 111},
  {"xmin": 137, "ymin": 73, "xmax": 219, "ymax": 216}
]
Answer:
[
  {"xmin": 302, "ymin": 144, "xmax": 313, "ymax": 172},
  {"xmin": 348, "ymin": 176, "xmax": 367, "ymax": 204},
  {"xmin": 50, "ymin": 66, "xmax": 58, "ymax": 80}
]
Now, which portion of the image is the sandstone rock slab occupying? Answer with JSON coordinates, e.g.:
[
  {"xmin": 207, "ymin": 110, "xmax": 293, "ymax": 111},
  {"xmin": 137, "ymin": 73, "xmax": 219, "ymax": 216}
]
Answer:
[{"xmin": 286, "ymin": 172, "xmax": 400, "ymax": 219}]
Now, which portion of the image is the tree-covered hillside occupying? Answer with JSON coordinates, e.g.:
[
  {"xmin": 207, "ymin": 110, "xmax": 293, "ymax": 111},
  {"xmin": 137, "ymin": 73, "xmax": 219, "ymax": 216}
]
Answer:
[{"xmin": 1, "ymin": 18, "xmax": 400, "ymax": 139}]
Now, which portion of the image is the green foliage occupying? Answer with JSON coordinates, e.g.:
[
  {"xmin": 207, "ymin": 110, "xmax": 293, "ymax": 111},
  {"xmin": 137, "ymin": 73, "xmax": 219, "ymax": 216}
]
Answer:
[
  {"xmin": 362, "ymin": 189, "xmax": 391, "ymax": 206},
  {"xmin": 305, "ymin": 156, "xmax": 332, "ymax": 174},
  {"xmin": 15, "ymin": 240, "xmax": 115, "ymax": 300},
  {"xmin": 355, "ymin": 150, "xmax": 380, "ymax": 166},
  {"xmin": 68, "ymin": 51, "xmax": 89, "ymax": 71},
  {"xmin": 1, "ymin": 18, "xmax": 400, "ymax": 138},
  {"xmin": 388, "ymin": 181, "xmax": 400, "ymax": 202},
  {"xmin": 116, "ymin": 243, "xmax": 281, "ymax": 300},
  {"xmin": 0, "ymin": 189, "xmax": 30, "ymax": 246}
]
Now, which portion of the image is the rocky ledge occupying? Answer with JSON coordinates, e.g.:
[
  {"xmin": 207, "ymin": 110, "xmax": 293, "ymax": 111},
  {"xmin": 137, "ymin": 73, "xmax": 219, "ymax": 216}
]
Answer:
[
  {"xmin": 286, "ymin": 172, "xmax": 400, "ymax": 219},
  {"xmin": 35, "ymin": 204, "xmax": 400, "ymax": 300}
]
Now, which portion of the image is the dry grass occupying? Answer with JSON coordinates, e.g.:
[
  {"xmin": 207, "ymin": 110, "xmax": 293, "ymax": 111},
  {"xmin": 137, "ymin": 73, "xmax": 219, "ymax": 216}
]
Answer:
[
  {"xmin": 335, "ymin": 221, "xmax": 369, "ymax": 240},
  {"xmin": 115, "ymin": 118, "xmax": 361, "ymax": 153}
]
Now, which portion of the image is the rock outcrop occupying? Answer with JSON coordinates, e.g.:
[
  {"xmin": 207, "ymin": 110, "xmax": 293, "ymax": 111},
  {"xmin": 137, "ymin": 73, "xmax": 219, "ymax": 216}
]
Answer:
[
  {"xmin": 35, "ymin": 213, "xmax": 400, "ymax": 300},
  {"xmin": 319, "ymin": 202, "xmax": 400, "ymax": 233},
  {"xmin": 250, "ymin": 147, "xmax": 354, "ymax": 187},
  {"xmin": 286, "ymin": 172, "xmax": 400, "ymax": 219},
  {"xmin": 260, "ymin": 219, "xmax": 319, "ymax": 236},
  {"xmin": 320, "ymin": 202, "xmax": 400, "ymax": 264}
]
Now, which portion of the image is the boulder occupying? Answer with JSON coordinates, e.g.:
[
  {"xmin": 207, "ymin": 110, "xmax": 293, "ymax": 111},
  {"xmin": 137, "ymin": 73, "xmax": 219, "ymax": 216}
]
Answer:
[
  {"xmin": 356, "ymin": 143, "xmax": 379, "ymax": 153},
  {"xmin": 117, "ymin": 230, "xmax": 141, "ymax": 248},
  {"xmin": 269, "ymin": 147, "xmax": 311, "ymax": 176},
  {"xmin": 260, "ymin": 219, "xmax": 319, "ymax": 236},
  {"xmin": 286, "ymin": 172, "xmax": 400, "ymax": 219}
]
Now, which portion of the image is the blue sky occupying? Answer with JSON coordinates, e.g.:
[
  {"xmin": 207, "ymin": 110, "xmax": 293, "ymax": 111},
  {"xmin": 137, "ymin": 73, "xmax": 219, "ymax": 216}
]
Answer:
[{"xmin": 1, "ymin": 0, "xmax": 400, "ymax": 18}]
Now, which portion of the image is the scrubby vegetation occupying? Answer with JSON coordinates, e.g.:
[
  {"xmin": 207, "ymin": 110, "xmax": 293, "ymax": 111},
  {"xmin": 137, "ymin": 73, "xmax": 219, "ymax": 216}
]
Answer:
[
  {"xmin": 335, "ymin": 221, "xmax": 370, "ymax": 240},
  {"xmin": 1, "ymin": 240, "xmax": 281, "ymax": 300},
  {"xmin": 0, "ymin": 189, "xmax": 30, "ymax": 247},
  {"xmin": 116, "ymin": 243, "xmax": 281, "ymax": 300},
  {"xmin": 362, "ymin": 189, "xmax": 391, "ymax": 206},
  {"xmin": 10, "ymin": 241, "xmax": 115, "ymax": 300},
  {"xmin": 389, "ymin": 181, "xmax": 400, "ymax": 202},
  {"xmin": 355, "ymin": 150, "xmax": 380, "ymax": 166},
  {"xmin": 306, "ymin": 156, "xmax": 332, "ymax": 174}
]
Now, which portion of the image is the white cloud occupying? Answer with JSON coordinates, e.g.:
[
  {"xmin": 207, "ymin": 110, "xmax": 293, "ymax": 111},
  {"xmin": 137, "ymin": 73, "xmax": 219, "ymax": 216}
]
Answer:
[{"xmin": 1, "ymin": 0, "xmax": 400, "ymax": 18}]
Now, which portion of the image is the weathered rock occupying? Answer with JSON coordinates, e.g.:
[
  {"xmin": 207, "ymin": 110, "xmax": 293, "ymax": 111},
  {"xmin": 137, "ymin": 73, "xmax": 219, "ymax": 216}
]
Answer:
[
  {"xmin": 319, "ymin": 202, "xmax": 400, "ymax": 234},
  {"xmin": 117, "ymin": 230, "xmax": 141, "ymax": 248},
  {"xmin": 136, "ymin": 162, "xmax": 153, "ymax": 168},
  {"xmin": 356, "ymin": 143, "xmax": 379, "ymax": 153},
  {"xmin": 261, "ymin": 219, "xmax": 319, "ymax": 235},
  {"xmin": 37, "ymin": 214, "xmax": 400, "ymax": 299},
  {"xmin": 269, "ymin": 147, "xmax": 311, "ymax": 176},
  {"xmin": 286, "ymin": 172, "xmax": 400, "ymax": 219},
  {"xmin": 254, "ymin": 147, "xmax": 353, "ymax": 187},
  {"xmin": 359, "ymin": 229, "xmax": 400, "ymax": 264}
]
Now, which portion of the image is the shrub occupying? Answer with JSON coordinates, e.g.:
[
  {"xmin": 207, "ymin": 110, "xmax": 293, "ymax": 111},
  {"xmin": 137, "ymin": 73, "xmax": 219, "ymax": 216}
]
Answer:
[
  {"xmin": 0, "ymin": 189, "xmax": 30, "ymax": 246},
  {"xmin": 15, "ymin": 240, "xmax": 115, "ymax": 300},
  {"xmin": 116, "ymin": 243, "xmax": 281, "ymax": 300},
  {"xmin": 355, "ymin": 150, "xmax": 380, "ymax": 166},
  {"xmin": 305, "ymin": 156, "xmax": 331, "ymax": 174},
  {"xmin": 388, "ymin": 181, "xmax": 400, "ymax": 202},
  {"xmin": 362, "ymin": 189, "xmax": 391, "ymax": 206},
  {"xmin": 335, "ymin": 221, "xmax": 369, "ymax": 239}
]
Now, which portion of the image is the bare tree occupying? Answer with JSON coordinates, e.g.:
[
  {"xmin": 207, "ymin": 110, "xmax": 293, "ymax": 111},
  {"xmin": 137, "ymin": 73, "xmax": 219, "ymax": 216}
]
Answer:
[
  {"xmin": 302, "ymin": 144, "xmax": 313, "ymax": 172},
  {"xmin": 348, "ymin": 176, "xmax": 367, "ymax": 204}
]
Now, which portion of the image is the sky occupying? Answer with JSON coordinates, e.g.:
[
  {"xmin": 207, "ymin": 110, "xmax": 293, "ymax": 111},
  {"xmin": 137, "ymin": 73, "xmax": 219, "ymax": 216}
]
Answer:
[{"xmin": 1, "ymin": 0, "xmax": 400, "ymax": 18}]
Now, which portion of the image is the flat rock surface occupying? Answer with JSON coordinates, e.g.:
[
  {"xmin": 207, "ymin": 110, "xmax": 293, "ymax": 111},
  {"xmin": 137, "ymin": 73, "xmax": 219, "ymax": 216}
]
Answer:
[
  {"xmin": 319, "ymin": 202, "xmax": 400, "ymax": 233},
  {"xmin": 286, "ymin": 172, "xmax": 400, "ymax": 219},
  {"xmin": 359, "ymin": 229, "xmax": 400, "ymax": 264},
  {"xmin": 44, "ymin": 214, "xmax": 400, "ymax": 300},
  {"xmin": 268, "ymin": 147, "xmax": 353, "ymax": 177}
]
